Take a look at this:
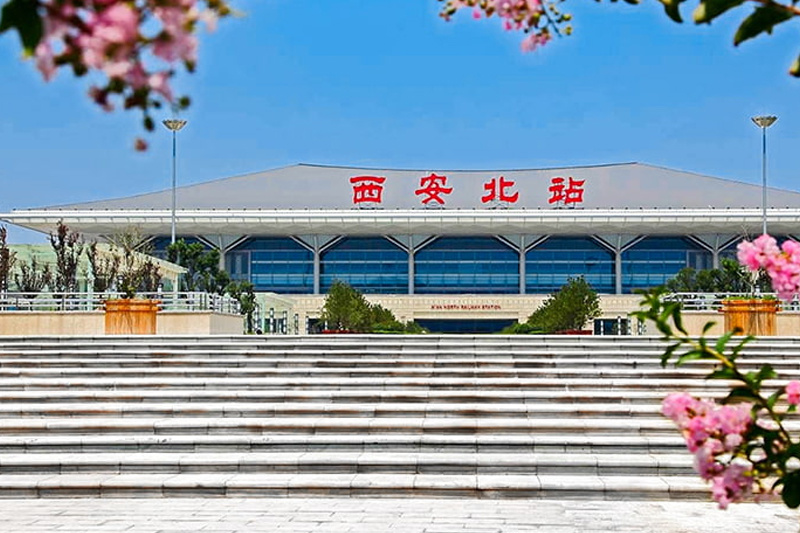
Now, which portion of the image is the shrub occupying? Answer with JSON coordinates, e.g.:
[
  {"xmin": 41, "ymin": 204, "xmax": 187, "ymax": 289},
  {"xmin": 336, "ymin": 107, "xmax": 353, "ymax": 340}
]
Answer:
[{"xmin": 506, "ymin": 276, "xmax": 601, "ymax": 334}]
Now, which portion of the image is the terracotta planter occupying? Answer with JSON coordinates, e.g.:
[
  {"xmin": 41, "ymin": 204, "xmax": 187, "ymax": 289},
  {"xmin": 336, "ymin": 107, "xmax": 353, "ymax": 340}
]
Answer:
[
  {"xmin": 104, "ymin": 299, "xmax": 160, "ymax": 335},
  {"xmin": 721, "ymin": 299, "xmax": 780, "ymax": 336}
]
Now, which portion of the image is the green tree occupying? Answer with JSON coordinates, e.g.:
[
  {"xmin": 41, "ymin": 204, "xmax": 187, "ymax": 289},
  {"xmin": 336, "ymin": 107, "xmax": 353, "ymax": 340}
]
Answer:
[
  {"xmin": 664, "ymin": 258, "xmax": 769, "ymax": 293},
  {"xmin": 86, "ymin": 242, "xmax": 120, "ymax": 293},
  {"xmin": 0, "ymin": 226, "xmax": 15, "ymax": 293},
  {"xmin": 319, "ymin": 280, "xmax": 373, "ymax": 332},
  {"xmin": 515, "ymin": 276, "xmax": 601, "ymax": 334},
  {"xmin": 49, "ymin": 220, "xmax": 83, "ymax": 294},
  {"xmin": 226, "ymin": 280, "xmax": 257, "ymax": 334},
  {"xmin": 319, "ymin": 280, "xmax": 424, "ymax": 333},
  {"xmin": 166, "ymin": 239, "xmax": 230, "ymax": 294},
  {"xmin": 106, "ymin": 228, "xmax": 163, "ymax": 298},
  {"xmin": 14, "ymin": 256, "xmax": 51, "ymax": 298}
]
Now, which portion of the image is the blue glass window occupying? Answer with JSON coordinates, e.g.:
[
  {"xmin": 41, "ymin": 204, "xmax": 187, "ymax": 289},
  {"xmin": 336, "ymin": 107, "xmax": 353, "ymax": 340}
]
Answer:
[
  {"xmin": 622, "ymin": 237, "xmax": 712, "ymax": 293},
  {"xmin": 525, "ymin": 237, "xmax": 613, "ymax": 294},
  {"xmin": 149, "ymin": 236, "xmax": 207, "ymax": 260},
  {"xmin": 415, "ymin": 319, "xmax": 516, "ymax": 334},
  {"xmin": 229, "ymin": 237, "xmax": 313, "ymax": 294},
  {"xmin": 415, "ymin": 237, "xmax": 518, "ymax": 294},
  {"xmin": 321, "ymin": 237, "xmax": 407, "ymax": 294}
]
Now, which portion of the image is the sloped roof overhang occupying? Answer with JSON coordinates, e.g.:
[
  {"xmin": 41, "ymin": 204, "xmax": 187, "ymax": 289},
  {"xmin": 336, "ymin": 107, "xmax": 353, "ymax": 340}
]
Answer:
[{"xmin": 1, "ymin": 208, "xmax": 793, "ymax": 237}]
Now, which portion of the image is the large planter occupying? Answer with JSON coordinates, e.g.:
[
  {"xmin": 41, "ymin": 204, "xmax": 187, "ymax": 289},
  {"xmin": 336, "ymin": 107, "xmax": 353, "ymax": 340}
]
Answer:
[
  {"xmin": 104, "ymin": 299, "xmax": 160, "ymax": 335},
  {"xmin": 721, "ymin": 299, "xmax": 780, "ymax": 336}
]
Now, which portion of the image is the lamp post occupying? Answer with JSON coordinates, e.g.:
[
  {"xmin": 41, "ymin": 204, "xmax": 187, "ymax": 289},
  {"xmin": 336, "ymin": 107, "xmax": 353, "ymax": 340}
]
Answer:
[
  {"xmin": 751, "ymin": 115, "xmax": 777, "ymax": 235},
  {"xmin": 162, "ymin": 118, "xmax": 188, "ymax": 245}
]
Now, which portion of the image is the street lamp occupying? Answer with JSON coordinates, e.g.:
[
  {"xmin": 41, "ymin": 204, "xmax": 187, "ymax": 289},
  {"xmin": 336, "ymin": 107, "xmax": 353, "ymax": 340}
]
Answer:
[
  {"xmin": 162, "ymin": 118, "xmax": 188, "ymax": 245},
  {"xmin": 751, "ymin": 115, "xmax": 777, "ymax": 235}
]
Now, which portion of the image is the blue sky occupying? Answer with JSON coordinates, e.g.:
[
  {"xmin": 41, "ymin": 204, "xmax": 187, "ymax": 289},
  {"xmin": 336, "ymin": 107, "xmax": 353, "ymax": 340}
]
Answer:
[{"xmin": 1, "ymin": 0, "xmax": 799, "ymax": 243}]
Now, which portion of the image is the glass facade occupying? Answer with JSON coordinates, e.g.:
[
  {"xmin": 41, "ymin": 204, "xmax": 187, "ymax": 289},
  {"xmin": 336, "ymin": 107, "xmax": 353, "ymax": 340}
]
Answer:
[
  {"xmin": 621, "ymin": 237, "xmax": 712, "ymax": 293},
  {"xmin": 415, "ymin": 237, "xmax": 518, "ymax": 294},
  {"xmin": 320, "ymin": 237, "xmax": 407, "ymax": 294},
  {"xmin": 525, "ymin": 237, "xmax": 614, "ymax": 294},
  {"xmin": 146, "ymin": 233, "xmax": 739, "ymax": 296},
  {"xmin": 416, "ymin": 318, "xmax": 517, "ymax": 334},
  {"xmin": 149, "ymin": 236, "xmax": 208, "ymax": 260},
  {"xmin": 229, "ymin": 237, "xmax": 313, "ymax": 293}
]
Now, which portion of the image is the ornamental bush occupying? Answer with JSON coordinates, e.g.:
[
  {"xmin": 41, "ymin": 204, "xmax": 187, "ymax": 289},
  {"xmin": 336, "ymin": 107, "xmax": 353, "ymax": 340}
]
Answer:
[
  {"xmin": 664, "ymin": 258, "xmax": 768, "ymax": 294},
  {"xmin": 505, "ymin": 276, "xmax": 600, "ymax": 334},
  {"xmin": 320, "ymin": 280, "xmax": 424, "ymax": 334}
]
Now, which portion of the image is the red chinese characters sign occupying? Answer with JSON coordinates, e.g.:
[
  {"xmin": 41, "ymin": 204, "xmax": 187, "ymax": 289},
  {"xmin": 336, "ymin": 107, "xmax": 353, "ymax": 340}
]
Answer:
[
  {"xmin": 414, "ymin": 173, "xmax": 453, "ymax": 206},
  {"xmin": 548, "ymin": 176, "xmax": 585, "ymax": 206},
  {"xmin": 347, "ymin": 173, "xmax": 586, "ymax": 207},
  {"xmin": 350, "ymin": 176, "xmax": 386, "ymax": 205},
  {"xmin": 481, "ymin": 176, "xmax": 519, "ymax": 204}
]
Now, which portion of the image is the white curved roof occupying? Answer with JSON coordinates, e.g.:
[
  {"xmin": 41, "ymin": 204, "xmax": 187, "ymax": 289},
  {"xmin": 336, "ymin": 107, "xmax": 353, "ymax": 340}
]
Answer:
[
  {"xmin": 30, "ymin": 162, "xmax": 800, "ymax": 210},
  {"xmin": 4, "ymin": 163, "xmax": 800, "ymax": 238}
]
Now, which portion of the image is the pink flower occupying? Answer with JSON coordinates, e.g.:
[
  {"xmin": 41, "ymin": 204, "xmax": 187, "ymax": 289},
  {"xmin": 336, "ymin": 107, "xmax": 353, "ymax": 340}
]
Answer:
[
  {"xmin": 710, "ymin": 460, "xmax": 753, "ymax": 509},
  {"xmin": 520, "ymin": 32, "xmax": 550, "ymax": 52},
  {"xmin": 148, "ymin": 71, "xmax": 174, "ymax": 102},
  {"xmin": 737, "ymin": 235, "xmax": 800, "ymax": 301},
  {"xmin": 662, "ymin": 393, "xmax": 756, "ymax": 506},
  {"xmin": 90, "ymin": 4, "xmax": 139, "ymax": 45},
  {"xmin": 737, "ymin": 234, "xmax": 779, "ymax": 271},
  {"xmin": 786, "ymin": 381, "xmax": 800, "ymax": 405},
  {"xmin": 34, "ymin": 41, "xmax": 57, "ymax": 81}
]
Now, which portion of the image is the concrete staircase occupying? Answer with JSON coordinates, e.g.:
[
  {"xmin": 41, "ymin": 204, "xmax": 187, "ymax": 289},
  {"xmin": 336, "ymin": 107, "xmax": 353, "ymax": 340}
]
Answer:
[{"xmin": 0, "ymin": 334, "xmax": 797, "ymax": 500}]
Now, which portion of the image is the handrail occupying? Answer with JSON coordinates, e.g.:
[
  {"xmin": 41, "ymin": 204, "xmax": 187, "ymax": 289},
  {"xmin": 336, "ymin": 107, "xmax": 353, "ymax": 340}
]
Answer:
[
  {"xmin": 0, "ymin": 291, "xmax": 241, "ymax": 314},
  {"xmin": 663, "ymin": 292, "xmax": 800, "ymax": 312}
]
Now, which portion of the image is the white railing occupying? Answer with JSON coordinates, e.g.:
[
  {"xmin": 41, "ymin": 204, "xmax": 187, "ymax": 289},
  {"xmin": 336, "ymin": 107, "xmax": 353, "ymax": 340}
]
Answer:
[
  {"xmin": 663, "ymin": 292, "xmax": 800, "ymax": 312},
  {"xmin": 0, "ymin": 291, "xmax": 241, "ymax": 314}
]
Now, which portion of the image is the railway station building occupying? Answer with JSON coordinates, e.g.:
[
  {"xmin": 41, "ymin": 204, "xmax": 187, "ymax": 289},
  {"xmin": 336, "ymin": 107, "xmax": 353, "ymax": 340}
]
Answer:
[{"xmin": 5, "ymin": 162, "xmax": 800, "ymax": 332}]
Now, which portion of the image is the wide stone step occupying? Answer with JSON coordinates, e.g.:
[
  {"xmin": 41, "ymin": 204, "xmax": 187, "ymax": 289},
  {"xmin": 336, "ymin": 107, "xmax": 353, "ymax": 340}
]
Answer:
[
  {"xmin": 4, "ymin": 346, "xmax": 800, "ymax": 359},
  {"xmin": 2, "ymin": 357, "xmax": 795, "ymax": 373},
  {"xmin": 0, "ymin": 472, "xmax": 710, "ymax": 500},
  {"xmin": 0, "ymin": 355, "xmax": 691, "ymax": 366},
  {"xmin": 0, "ymin": 416, "xmax": 681, "ymax": 436},
  {"xmin": 0, "ymin": 433, "xmax": 689, "ymax": 454},
  {"xmin": 0, "ymin": 367, "xmax": 733, "ymax": 380},
  {"xmin": 0, "ymin": 376, "xmax": 744, "ymax": 390},
  {"xmin": 0, "ymin": 388, "xmax": 700, "ymax": 405},
  {"xmin": 0, "ymin": 451, "xmax": 695, "ymax": 476},
  {"xmin": 0, "ymin": 333, "xmax": 790, "ymax": 503},
  {"xmin": 0, "ymin": 401, "xmax": 671, "ymax": 418}
]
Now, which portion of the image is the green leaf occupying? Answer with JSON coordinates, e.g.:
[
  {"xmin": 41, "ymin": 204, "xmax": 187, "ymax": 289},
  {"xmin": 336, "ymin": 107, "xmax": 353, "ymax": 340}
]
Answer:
[
  {"xmin": 783, "ymin": 472, "xmax": 800, "ymax": 508},
  {"xmin": 658, "ymin": 0, "xmax": 687, "ymax": 22},
  {"xmin": 709, "ymin": 367, "xmax": 737, "ymax": 380},
  {"xmin": 693, "ymin": 0, "xmax": 746, "ymax": 24},
  {"xmin": 660, "ymin": 342, "xmax": 682, "ymax": 367},
  {"xmin": 677, "ymin": 350, "xmax": 705, "ymax": 366},
  {"xmin": 734, "ymin": 5, "xmax": 793, "ymax": 46},
  {"xmin": 0, "ymin": 0, "xmax": 42, "ymax": 54},
  {"xmin": 714, "ymin": 330, "xmax": 736, "ymax": 354},
  {"xmin": 670, "ymin": 303, "xmax": 687, "ymax": 335},
  {"xmin": 725, "ymin": 386, "xmax": 760, "ymax": 403},
  {"xmin": 767, "ymin": 388, "xmax": 785, "ymax": 410},
  {"xmin": 702, "ymin": 320, "xmax": 717, "ymax": 334},
  {"xmin": 729, "ymin": 335, "xmax": 754, "ymax": 361},
  {"xmin": 757, "ymin": 364, "xmax": 777, "ymax": 383}
]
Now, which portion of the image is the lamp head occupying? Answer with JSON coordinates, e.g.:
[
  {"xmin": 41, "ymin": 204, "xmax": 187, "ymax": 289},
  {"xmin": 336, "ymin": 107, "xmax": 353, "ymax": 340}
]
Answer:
[
  {"xmin": 162, "ymin": 119, "xmax": 188, "ymax": 132},
  {"xmin": 751, "ymin": 115, "xmax": 777, "ymax": 129}
]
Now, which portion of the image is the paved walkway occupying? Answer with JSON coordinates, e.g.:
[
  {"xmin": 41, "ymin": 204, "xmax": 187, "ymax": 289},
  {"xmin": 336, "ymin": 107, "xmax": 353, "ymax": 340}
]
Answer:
[{"xmin": 0, "ymin": 498, "xmax": 796, "ymax": 533}]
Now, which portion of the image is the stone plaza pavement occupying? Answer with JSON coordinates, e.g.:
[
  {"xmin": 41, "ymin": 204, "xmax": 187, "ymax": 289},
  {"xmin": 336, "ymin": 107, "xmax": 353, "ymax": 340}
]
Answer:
[{"xmin": 0, "ymin": 498, "xmax": 796, "ymax": 533}]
